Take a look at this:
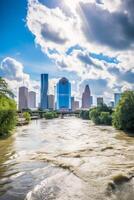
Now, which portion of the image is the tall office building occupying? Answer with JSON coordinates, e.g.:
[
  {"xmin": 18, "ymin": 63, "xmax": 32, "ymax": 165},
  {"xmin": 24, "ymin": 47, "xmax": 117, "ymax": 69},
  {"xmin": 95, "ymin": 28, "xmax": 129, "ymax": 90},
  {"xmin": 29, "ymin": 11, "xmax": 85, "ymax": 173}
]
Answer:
[
  {"xmin": 97, "ymin": 97, "xmax": 103, "ymax": 106},
  {"xmin": 28, "ymin": 91, "xmax": 36, "ymax": 109},
  {"xmin": 114, "ymin": 93, "xmax": 121, "ymax": 106},
  {"xmin": 40, "ymin": 74, "xmax": 48, "ymax": 110},
  {"xmin": 71, "ymin": 96, "xmax": 75, "ymax": 111},
  {"xmin": 48, "ymin": 95, "xmax": 55, "ymax": 110},
  {"xmin": 19, "ymin": 86, "xmax": 28, "ymax": 110},
  {"xmin": 82, "ymin": 85, "xmax": 93, "ymax": 109},
  {"xmin": 57, "ymin": 77, "xmax": 71, "ymax": 111},
  {"xmin": 74, "ymin": 101, "xmax": 79, "ymax": 110}
]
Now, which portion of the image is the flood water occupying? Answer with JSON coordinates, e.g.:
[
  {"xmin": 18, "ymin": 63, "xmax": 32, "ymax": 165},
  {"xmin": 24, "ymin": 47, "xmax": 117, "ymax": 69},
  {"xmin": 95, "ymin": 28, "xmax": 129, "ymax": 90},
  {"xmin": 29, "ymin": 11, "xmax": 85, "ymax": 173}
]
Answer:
[{"xmin": 0, "ymin": 117, "xmax": 134, "ymax": 200}]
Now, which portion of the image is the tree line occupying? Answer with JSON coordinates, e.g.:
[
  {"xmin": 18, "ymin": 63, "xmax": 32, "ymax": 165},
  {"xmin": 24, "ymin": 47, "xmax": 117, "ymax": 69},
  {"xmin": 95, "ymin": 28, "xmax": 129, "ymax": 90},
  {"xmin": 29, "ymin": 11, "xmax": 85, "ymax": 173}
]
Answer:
[{"xmin": 80, "ymin": 91, "xmax": 134, "ymax": 132}]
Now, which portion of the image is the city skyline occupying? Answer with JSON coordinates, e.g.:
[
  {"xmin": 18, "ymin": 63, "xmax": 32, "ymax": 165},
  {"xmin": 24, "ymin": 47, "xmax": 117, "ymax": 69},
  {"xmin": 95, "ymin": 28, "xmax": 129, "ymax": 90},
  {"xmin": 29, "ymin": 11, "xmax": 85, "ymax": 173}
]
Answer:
[
  {"xmin": 18, "ymin": 74, "xmax": 122, "ymax": 110},
  {"xmin": 0, "ymin": 0, "xmax": 134, "ymax": 105}
]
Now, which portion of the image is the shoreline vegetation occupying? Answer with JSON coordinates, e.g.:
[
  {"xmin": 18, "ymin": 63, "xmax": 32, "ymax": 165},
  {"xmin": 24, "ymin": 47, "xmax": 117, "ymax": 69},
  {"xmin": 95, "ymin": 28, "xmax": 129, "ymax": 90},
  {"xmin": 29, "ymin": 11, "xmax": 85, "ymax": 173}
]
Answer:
[
  {"xmin": 80, "ymin": 91, "xmax": 134, "ymax": 133},
  {"xmin": 0, "ymin": 77, "xmax": 134, "ymax": 138}
]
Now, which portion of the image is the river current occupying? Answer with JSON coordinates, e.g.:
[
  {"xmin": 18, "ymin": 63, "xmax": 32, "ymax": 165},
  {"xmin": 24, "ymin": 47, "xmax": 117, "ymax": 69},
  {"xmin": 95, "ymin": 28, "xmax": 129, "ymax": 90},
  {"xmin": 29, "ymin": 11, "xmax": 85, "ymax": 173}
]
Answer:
[{"xmin": 0, "ymin": 117, "xmax": 134, "ymax": 200}]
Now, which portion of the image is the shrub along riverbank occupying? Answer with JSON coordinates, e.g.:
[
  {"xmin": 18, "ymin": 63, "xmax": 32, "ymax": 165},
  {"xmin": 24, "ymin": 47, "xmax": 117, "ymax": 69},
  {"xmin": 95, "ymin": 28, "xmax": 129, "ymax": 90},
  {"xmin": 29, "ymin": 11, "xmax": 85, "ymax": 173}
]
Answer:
[
  {"xmin": 80, "ymin": 91, "xmax": 134, "ymax": 132},
  {"xmin": 0, "ymin": 78, "xmax": 17, "ymax": 137}
]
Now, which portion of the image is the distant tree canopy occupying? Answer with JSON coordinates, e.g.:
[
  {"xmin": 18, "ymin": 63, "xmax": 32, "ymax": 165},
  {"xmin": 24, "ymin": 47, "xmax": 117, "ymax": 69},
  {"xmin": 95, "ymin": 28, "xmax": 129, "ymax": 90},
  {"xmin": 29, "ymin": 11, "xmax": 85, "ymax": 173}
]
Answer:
[{"xmin": 112, "ymin": 91, "xmax": 134, "ymax": 131}]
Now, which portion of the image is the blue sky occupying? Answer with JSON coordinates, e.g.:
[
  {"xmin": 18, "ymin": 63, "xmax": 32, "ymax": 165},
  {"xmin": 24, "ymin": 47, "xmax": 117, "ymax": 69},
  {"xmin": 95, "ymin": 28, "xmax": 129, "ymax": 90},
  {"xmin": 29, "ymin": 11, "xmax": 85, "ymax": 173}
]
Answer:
[
  {"xmin": 0, "ymin": 0, "xmax": 55, "ymax": 80},
  {"xmin": 0, "ymin": 0, "xmax": 134, "ymax": 103}
]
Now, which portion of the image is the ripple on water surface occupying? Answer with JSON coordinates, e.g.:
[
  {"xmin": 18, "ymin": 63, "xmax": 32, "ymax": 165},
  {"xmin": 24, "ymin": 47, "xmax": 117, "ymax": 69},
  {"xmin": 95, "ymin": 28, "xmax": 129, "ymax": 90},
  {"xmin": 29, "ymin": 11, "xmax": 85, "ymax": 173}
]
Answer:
[{"xmin": 0, "ymin": 117, "xmax": 134, "ymax": 200}]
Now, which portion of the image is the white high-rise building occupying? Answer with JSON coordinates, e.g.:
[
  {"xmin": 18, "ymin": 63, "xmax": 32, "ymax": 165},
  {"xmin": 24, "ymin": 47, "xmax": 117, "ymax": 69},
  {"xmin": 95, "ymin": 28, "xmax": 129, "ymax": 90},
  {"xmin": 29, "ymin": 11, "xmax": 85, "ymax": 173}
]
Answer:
[
  {"xmin": 28, "ymin": 91, "xmax": 36, "ymax": 109},
  {"xmin": 48, "ymin": 95, "xmax": 55, "ymax": 110},
  {"xmin": 19, "ymin": 86, "xmax": 28, "ymax": 110}
]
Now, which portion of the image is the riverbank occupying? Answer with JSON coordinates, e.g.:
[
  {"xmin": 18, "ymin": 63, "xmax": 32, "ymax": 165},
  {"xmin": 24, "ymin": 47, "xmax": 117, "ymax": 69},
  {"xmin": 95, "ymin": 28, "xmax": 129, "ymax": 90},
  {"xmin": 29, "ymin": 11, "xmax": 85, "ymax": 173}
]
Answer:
[{"xmin": 0, "ymin": 117, "xmax": 134, "ymax": 200}]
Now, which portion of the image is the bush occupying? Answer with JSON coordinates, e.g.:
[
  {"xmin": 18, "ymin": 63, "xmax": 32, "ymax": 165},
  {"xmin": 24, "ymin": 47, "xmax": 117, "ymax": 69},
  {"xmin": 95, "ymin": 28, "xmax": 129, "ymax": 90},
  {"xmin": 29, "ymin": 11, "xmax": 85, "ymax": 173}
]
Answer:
[
  {"xmin": 0, "ymin": 95, "xmax": 17, "ymax": 136},
  {"xmin": 44, "ymin": 112, "xmax": 55, "ymax": 119},
  {"xmin": 89, "ymin": 105, "xmax": 112, "ymax": 125},
  {"xmin": 112, "ymin": 91, "xmax": 134, "ymax": 131},
  {"xmin": 80, "ymin": 110, "xmax": 90, "ymax": 119},
  {"xmin": 89, "ymin": 108, "xmax": 101, "ymax": 124},
  {"xmin": 23, "ymin": 112, "xmax": 31, "ymax": 123},
  {"xmin": 100, "ymin": 112, "xmax": 112, "ymax": 125}
]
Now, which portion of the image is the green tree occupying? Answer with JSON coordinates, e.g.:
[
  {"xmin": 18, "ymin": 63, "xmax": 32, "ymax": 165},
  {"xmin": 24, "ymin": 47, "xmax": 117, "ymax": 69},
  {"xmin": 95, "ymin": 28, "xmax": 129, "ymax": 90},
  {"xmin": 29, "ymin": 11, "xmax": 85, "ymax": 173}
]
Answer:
[
  {"xmin": 0, "ymin": 77, "xmax": 14, "ymax": 98},
  {"xmin": 112, "ymin": 91, "xmax": 134, "ymax": 131},
  {"xmin": 44, "ymin": 112, "xmax": 54, "ymax": 119},
  {"xmin": 89, "ymin": 108, "xmax": 101, "ymax": 124},
  {"xmin": 23, "ymin": 112, "xmax": 31, "ymax": 123},
  {"xmin": 100, "ymin": 112, "xmax": 112, "ymax": 125},
  {"xmin": 89, "ymin": 104, "xmax": 113, "ymax": 125},
  {"xmin": 80, "ymin": 110, "xmax": 90, "ymax": 119},
  {"xmin": 0, "ymin": 95, "xmax": 17, "ymax": 136}
]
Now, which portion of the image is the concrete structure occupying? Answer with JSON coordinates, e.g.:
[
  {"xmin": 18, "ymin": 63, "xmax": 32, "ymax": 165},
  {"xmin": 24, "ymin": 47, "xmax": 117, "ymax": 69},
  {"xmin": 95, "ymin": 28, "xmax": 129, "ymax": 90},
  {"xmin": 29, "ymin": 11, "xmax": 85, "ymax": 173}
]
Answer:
[
  {"xmin": 28, "ymin": 91, "xmax": 36, "ymax": 109},
  {"xmin": 57, "ymin": 77, "xmax": 71, "ymax": 111},
  {"xmin": 48, "ymin": 95, "xmax": 55, "ymax": 110},
  {"xmin": 74, "ymin": 101, "xmax": 79, "ymax": 110},
  {"xmin": 71, "ymin": 96, "xmax": 75, "ymax": 111},
  {"xmin": 114, "ymin": 93, "xmax": 121, "ymax": 106},
  {"xmin": 82, "ymin": 85, "xmax": 93, "ymax": 109},
  {"xmin": 40, "ymin": 74, "xmax": 48, "ymax": 110},
  {"xmin": 19, "ymin": 86, "xmax": 28, "ymax": 110},
  {"xmin": 97, "ymin": 97, "xmax": 103, "ymax": 106}
]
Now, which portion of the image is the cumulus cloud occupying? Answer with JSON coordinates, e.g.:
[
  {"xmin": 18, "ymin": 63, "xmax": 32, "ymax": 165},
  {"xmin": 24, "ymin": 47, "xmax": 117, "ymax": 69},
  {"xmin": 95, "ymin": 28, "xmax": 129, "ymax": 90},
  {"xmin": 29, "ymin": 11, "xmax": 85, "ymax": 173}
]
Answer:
[
  {"xmin": 0, "ymin": 57, "xmax": 26, "ymax": 82},
  {"xmin": 80, "ymin": 1, "xmax": 134, "ymax": 50},
  {"xmin": 0, "ymin": 57, "xmax": 39, "ymax": 101},
  {"xmin": 26, "ymin": 0, "xmax": 134, "ymax": 103}
]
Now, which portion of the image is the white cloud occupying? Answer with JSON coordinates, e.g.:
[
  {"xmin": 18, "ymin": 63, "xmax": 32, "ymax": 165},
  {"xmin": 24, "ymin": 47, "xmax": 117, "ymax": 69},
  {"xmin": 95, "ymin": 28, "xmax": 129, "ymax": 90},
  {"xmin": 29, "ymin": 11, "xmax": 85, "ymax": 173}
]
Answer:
[
  {"xmin": 26, "ymin": 0, "xmax": 134, "ymax": 104},
  {"xmin": 0, "ymin": 57, "xmax": 39, "ymax": 102}
]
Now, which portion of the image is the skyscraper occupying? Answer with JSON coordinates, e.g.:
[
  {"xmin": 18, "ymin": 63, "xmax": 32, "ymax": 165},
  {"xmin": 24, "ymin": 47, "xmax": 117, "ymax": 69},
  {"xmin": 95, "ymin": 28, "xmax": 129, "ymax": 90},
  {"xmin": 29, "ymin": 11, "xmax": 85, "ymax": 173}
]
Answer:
[
  {"xmin": 82, "ymin": 85, "xmax": 93, "ymax": 109},
  {"xmin": 114, "ymin": 93, "xmax": 121, "ymax": 106},
  {"xmin": 19, "ymin": 86, "xmax": 28, "ymax": 110},
  {"xmin": 48, "ymin": 95, "xmax": 55, "ymax": 110},
  {"xmin": 57, "ymin": 77, "xmax": 71, "ymax": 111},
  {"xmin": 97, "ymin": 97, "xmax": 103, "ymax": 106},
  {"xmin": 71, "ymin": 96, "xmax": 75, "ymax": 111},
  {"xmin": 74, "ymin": 101, "xmax": 79, "ymax": 110},
  {"xmin": 28, "ymin": 91, "xmax": 36, "ymax": 109},
  {"xmin": 40, "ymin": 74, "xmax": 48, "ymax": 110}
]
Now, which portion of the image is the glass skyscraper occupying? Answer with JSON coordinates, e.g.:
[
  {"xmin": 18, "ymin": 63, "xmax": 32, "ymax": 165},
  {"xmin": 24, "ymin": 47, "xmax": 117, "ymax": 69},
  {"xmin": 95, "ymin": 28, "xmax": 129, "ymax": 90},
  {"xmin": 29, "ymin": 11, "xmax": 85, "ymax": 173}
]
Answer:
[
  {"xmin": 57, "ymin": 77, "xmax": 71, "ymax": 111},
  {"xmin": 40, "ymin": 74, "xmax": 48, "ymax": 110},
  {"xmin": 114, "ymin": 93, "xmax": 121, "ymax": 106}
]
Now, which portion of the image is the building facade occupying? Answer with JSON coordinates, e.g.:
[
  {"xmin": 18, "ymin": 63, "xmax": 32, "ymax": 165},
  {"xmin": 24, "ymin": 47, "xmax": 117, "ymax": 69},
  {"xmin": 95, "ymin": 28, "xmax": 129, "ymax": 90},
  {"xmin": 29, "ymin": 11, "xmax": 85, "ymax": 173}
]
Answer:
[
  {"xmin": 40, "ymin": 74, "xmax": 48, "ymax": 110},
  {"xmin": 97, "ymin": 97, "xmax": 103, "ymax": 106},
  {"xmin": 82, "ymin": 85, "xmax": 92, "ymax": 109},
  {"xmin": 74, "ymin": 101, "xmax": 79, "ymax": 110},
  {"xmin": 19, "ymin": 86, "xmax": 28, "ymax": 110},
  {"xmin": 28, "ymin": 91, "xmax": 36, "ymax": 109},
  {"xmin": 71, "ymin": 96, "xmax": 75, "ymax": 111},
  {"xmin": 57, "ymin": 77, "xmax": 71, "ymax": 111},
  {"xmin": 48, "ymin": 95, "xmax": 55, "ymax": 110},
  {"xmin": 114, "ymin": 93, "xmax": 121, "ymax": 106}
]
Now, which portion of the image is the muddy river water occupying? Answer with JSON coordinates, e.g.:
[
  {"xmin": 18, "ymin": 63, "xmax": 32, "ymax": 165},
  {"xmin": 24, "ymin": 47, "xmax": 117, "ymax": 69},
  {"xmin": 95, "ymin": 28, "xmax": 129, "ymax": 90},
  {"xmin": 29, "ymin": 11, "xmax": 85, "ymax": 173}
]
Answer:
[{"xmin": 0, "ymin": 117, "xmax": 134, "ymax": 200}]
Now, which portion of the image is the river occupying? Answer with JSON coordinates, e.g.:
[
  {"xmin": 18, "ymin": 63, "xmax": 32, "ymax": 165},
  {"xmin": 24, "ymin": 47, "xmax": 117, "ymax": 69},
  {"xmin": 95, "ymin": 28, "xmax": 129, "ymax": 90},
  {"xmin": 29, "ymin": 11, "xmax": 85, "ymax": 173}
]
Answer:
[{"xmin": 0, "ymin": 117, "xmax": 134, "ymax": 200}]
